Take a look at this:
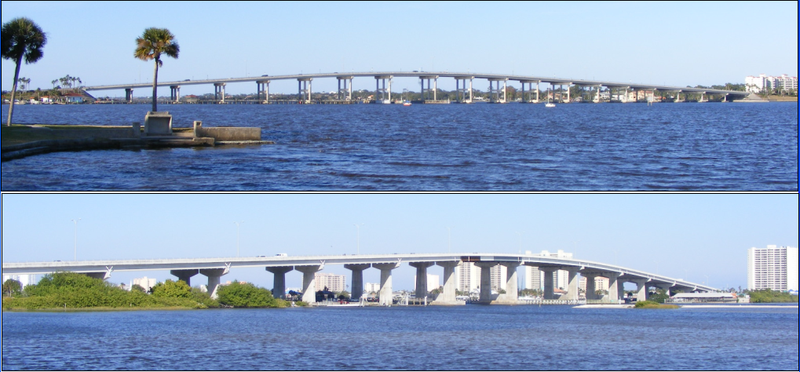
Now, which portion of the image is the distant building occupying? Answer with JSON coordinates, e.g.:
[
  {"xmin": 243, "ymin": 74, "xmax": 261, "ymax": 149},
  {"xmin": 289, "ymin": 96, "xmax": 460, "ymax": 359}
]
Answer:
[
  {"xmin": 315, "ymin": 272, "xmax": 346, "ymax": 293},
  {"xmin": 745, "ymin": 74, "xmax": 798, "ymax": 93},
  {"xmin": 413, "ymin": 274, "xmax": 441, "ymax": 292},
  {"xmin": 748, "ymin": 245, "xmax": 798, "ymax": 291},
  {"xmin": 579, "ymin": 276, "xmax": 609, "ymax": 293},
  {"xmin": 525, "ymin": 250, "xmax": 574, "ymax": 291},
  {"xmin": 455, "ymin": 261, "xmax": 480, "ymax": 293},
  {"xmin": 2, "ymin": 274, "xmax": 37, "ymax": 288},
  {"xmin": 364, "ymin": 282, "xmax": 380, "ymax": 294},
  {"xmin": 131, "ymin": 276, "xmax": 157, "ymax": 292}
]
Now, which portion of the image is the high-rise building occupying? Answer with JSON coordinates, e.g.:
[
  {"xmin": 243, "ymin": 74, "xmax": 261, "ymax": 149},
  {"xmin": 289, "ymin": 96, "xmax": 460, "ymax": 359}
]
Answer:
[
  {"xmin": 315, "ymin": 272, "xmax": 346, "ymax": 293},
  {"xmin": 745, "ymin": 74, "xmax": 798, "ymax": 93},
  {"xmin": 132, "ymin": 276, "xmax": 157, "ymax": 292},
  {"xmin": 748, "ymin": 245, "xmax": 798, "ymax": 291},
  {"xmin": 490, "ymin": 265, "xmax": 508, "ymax": 291},
  {"xmin": 524, "ymin": 250, "xmax": 573, "ymax": 290},
  {"xmin": 455, "ymin": 261, "xmax": 480, "ymax": 293},
  {"xmin": 2, "ymin": 274, "xmax": 37, "ymax": 288},
  {"xmin": 413, "ymin": 274, "xmax": 441, "ymax": 292}
]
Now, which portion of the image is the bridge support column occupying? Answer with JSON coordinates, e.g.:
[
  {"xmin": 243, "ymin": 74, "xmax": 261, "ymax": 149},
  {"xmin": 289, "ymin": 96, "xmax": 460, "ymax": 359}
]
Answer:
[
  {"xmin": 420, "ymin": 76, "xmax": 439, "ymax": 102},
  {"xmin": 297, "ymin": 78, "xmax": 312, "ymax": 103},
  {"xmin": 295, "ymin": 265, "xmax": 323, "ymax": 303},
  {"xmin": 541, "ymin": 268, "xmax": 556, "ymax": 299},
  {"xmin": 657, "ymin": 283, "xmax": 673, "ymax": 297},
  {"xmin": 169, "ymin": 85, "xmax": 180, "ymax": 103},
  {"xmin": 455, "ymin": 77, "xmax": 473, "ymax": 103},
  {"xmin": 475, "ymin": 262, "xmax": 498, "ymax": 303},
  {"xmin": 495, "ymin": 262, "xmax": 519, "ymax": 304},
  {"xmin": 409, "ymin": 262, "xmax": 434, "ymax": 299},
  {"xmin": 337, "ymin": 76, "xmax": 353, "ymax": 101},
  {"xmin": 566, "ymin": 83, "xmax": 572, "ymax": 102},
  {"xmin": 583, "ymin": 273, "xmax": 597, "ymax": 300},
  {"xmin": 633, "ymin": 279, "xmax": 648, "ymax": 302},
  {"xmin": 200, "ymin": 268, "xmax": 228, "ymax": 299},
  {"xmin": 432, "ymin": 261, "xmax": 461, "ymax": 305},
  {"xmin": 257, "ymin": 80, "xmax": 270, "ymax": 104},
  {"xmin": 170, "ymin": 269, "xmax": 199, "ymax": 286},
  {"xmin": 374, "ymin": 75, "xmax": 392, "ymax": 103},
  {"xmin": 373, "ymin": 263, "xmax": 399, "ymax": 306},
  {"xmin": 536, "ymin": 81, "xmax": 540, "ymax": 102},
  {"xmin": 214, "ymin": 83, "xmax": 226, "ymax": 104},
  {"xmin": 344, "ymin": 264, "xmax": 370, "ymax": 300},
  {"xmin": 606, "ymin": 272, "xmax": 620, "ymax": 303},
  {"xmin": 266, "ymin": 266, "xmax": 292, "ymax": 299},
  {"xmin": 618, "ymin": 279, "xmax": 626, "ymax": 301},
  {"xmin": 125, "ymin": 88, "xmax": 134, "ymax": 103},
  {"xmin": 488, "ymin": 78, "xmax": 508, "ymax": 103},
  {"xmin": 562, "ymin": 268, "xmax": 579, "ymax": 301}
]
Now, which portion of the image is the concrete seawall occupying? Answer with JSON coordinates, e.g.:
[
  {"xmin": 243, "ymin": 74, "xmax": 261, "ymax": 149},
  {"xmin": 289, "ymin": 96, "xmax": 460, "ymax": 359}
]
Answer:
[{"xmin": 2, "ymin": 124, "xmax": 271, "ymax": 162}]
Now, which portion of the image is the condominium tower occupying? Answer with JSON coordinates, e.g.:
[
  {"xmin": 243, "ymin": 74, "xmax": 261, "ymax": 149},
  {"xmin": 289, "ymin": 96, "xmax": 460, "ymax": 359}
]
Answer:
[{"xmin": 747, "ymin": 245, "xmax": 798, "ymax": 291}]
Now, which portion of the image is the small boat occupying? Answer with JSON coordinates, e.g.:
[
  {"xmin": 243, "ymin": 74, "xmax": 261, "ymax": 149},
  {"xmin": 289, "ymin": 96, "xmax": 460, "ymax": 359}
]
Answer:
[
  {"xmin": 403, "ymin": 100, "xmax": 411, "ymax": 106},
  {"xmin": 545, "ymin": 102, "xmax": 556, "ymax": 108}
]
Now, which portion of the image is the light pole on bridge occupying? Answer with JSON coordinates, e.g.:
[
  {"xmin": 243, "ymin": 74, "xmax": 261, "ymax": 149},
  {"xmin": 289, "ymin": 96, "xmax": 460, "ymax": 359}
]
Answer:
[
  {"xmin": 71, "ymin": 218, "xmax": 81, "ymax": 260},
  {"xmin": 234, "ymin": 221, "xmax": 243, "ymax": 257}
]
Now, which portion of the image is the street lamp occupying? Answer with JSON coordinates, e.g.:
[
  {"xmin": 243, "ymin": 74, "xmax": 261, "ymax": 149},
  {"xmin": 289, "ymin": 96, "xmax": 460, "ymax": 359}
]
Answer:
[
  {"xmin": 71, "ymin": 218, "xmax": 81, "ymax": 260},
  {"xmin": 234, "ymin": 221, "xmax": 243, "ymax": 257},
  {"xmin": 355, "ymin": 224, "xmax": 361, "ymax": 254}
]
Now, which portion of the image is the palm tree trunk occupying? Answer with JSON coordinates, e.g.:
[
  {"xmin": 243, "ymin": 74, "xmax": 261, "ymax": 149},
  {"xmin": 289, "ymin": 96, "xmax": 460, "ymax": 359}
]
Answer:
[
  {"xmin": 6, "ymin": 57, "xmax": 22, "ymax": 126},
  {"xmin": 151, "ymin": 59, "xmax": 159, "ymax": 112}
]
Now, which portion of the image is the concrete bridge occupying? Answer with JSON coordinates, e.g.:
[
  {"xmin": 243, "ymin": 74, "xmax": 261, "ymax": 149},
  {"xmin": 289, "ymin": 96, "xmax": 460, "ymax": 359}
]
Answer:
[
  {"xmin": 82, "ymin": 71, "xmax": 751, "ymax": 104},
  {"xmin": 3, "ymin": 252, "xmax": 716, "ymax": 305}
]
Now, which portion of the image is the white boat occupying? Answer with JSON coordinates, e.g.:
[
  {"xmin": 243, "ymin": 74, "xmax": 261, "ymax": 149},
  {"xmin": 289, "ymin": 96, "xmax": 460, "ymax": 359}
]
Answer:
[
  {"xmin": 403, "ymin": 100, "xmax": 411, "ymax": 106},
  {"xmin": 545, "ymin": 102, "xmax": 556, "ymax": 108}
]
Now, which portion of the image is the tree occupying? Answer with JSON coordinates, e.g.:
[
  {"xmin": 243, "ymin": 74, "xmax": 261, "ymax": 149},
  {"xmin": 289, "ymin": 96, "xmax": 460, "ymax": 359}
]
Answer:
[
  {"xmin": 151, "ymin": 279, "xmax": 192, "ymax": 298},
  {"xmin": 2, "ymin": 279, "xmax": 22, "ymax": 296},
  {"xmin": 134, "ymin": 27, "xmax": 179, "ymax": 112},
  {"xmin": 2, "ymin": 17, "xmax": 47, "ymax": 126}
]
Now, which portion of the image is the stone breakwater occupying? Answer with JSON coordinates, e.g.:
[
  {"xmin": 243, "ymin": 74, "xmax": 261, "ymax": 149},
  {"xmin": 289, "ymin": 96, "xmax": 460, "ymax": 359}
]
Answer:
[{"xmin": 2, "ymin": 125, "xmax": 271, "ymax": 161}]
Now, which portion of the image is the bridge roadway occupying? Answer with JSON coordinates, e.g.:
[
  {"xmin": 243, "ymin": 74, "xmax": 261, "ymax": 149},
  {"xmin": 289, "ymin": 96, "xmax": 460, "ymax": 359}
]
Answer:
[
  {"xmin": 3, "ymin": 252, "xmax": 716, "ymax": 305},
  {"xmin": 82, "ymin": 71, "xmax": 750, "ymax": 104}
]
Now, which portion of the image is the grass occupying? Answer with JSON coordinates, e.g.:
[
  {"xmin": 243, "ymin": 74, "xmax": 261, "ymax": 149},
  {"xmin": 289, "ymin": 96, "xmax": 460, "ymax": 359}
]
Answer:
[{"xmin": 634, "ymin": 300, "xmax": 679, "ymax": 309}]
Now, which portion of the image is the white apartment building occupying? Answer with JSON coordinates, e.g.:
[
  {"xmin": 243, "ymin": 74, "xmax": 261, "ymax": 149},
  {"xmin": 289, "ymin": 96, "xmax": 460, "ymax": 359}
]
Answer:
[
  {"xmin": 413, "ymin": 274, "xmax": 441, "ymax": 292},
  {"xmin": 455, "ymin": 261, "xmax": 480, "ymax": 293},
  {"xmin": 2, "ymin": 274, "xmax": 37, "ymax": 288},
  {"xmin": 579, "ymin": 276, "xmax": 610, "ymax": 293},
  {"xmin": 745, "ymin": 74, "xmax": 798, "ymax": 93},
  {"xmin": 364, "ymin": 282, "xmax": 380, "ymax": 294},
  {"xmin": 131, "ymin": 276, "xmax": 157, "ymax": 292},
  {"xmin": 747, "ymin": 245, "xmax": 798, "ymax": 291},
  {"xmin": 525, "ymin": 250, "xmax": 574, "ymax": 291},
  {"xmin": 314, "ymin": 272, "xmax": 346, "ymax": 293}
]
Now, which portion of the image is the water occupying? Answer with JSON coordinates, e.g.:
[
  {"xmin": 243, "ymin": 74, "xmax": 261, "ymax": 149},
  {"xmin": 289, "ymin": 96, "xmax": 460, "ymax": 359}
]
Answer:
[
  {"xmin": 2, "ymin": 305, "xmax": 797, "ymax": 370},
  {"xmin": 2, "ymin": 102, "xmax": 797, "ymax": 190}
]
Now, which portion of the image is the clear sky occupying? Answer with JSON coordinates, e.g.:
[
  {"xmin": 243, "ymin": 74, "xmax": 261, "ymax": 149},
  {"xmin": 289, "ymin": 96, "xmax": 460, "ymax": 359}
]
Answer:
[
  {"xmin": 2, "ymin": 1, "xmax": 798, "ymax": 96},
  {"xmin": 2, "ymin": 193, "xmax": 797, "ymax": 292}
]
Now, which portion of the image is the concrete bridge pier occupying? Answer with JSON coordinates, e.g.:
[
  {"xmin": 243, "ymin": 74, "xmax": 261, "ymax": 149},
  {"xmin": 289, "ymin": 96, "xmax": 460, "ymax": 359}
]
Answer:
[
  {"xmin": 419, "ymin": 75, "xmax": 439, "ymax": 102},
  {"xmin": 297, "ymin": 78, "xmax": 312, "ymax": 103},
  {"xmin": 617, "ymin": 279, "xmax": 626, "ymax": 301},
  {"xmin": 200, "ymin": 268, "xmax": 228, "ymax": 299},
  {"xmin": 344, "ymin": 264, "xmax": 370, "ymax": 300},
  {"xmin": 495, "ymin": 262, "xmax": 519, "ymax": 304},
  {"xmin": 433, "ymin": 261, "xmax": 461, "ymax": 305},
  {"xmin": 475, "ymin": 262, "xmax": 498, "ymax": 303},
  {"xmin": 541, "ymin": 267, "xmax": 556, "ymax": 299},
  {"xmin": 633, "ymin": 279, "xmax": 648, "ymax": 302},
  {"xmin": 170, "ymin": 269, "xmax": 199, "ymax": 286},
  {"xmin": 125, "ymin": 88, "xmax": 133, "ymax": 103},
  {"xmin": 266, "ymin": 266, "xmax": 292, "ymax": 299},
  {"xmin": 409, "ymin": 262, "xmax": 434, "ymax": 299},
  {"xmin": 214, "ymin": 83, "xmax": 226, "ymax": 104},
  {"xmin": 374, "ymin": 75, "xmax": 392, "ymax": 103},
  {"xmin": 488, "ymin": 78, "xmax": 508, "ymax": 103},
  {"xmin": 295, "ymin": 265, "xmax": 323, "ymax": 303},
  {"xmin": 169, "ymin": 85, "xmax": 180, "ymax": 103},
  {"xmin": 562, "ymin": 268, "xmax": 579, "ymax": 301},
  {"xmin": 256, "ymin": 80, "xmax": 270, "ymax": 104},
  {"xmin": 373, "ymin": 263, "xmax": 399, "ymax": 306},
  {"xmin": 454, "ymin": 77, "xmax": 474, "ymax": 103},
  {"xmin": 584, "ymin": 273, "xmax": 598, "ymax": 300},
  {"xmin": 606, "ymin": 272, "xmax": 621, "ymax": 302},
  {"xmin": 337, "ymin": 76, "xmax": 353, "ymax": 101},
  {"xmin": 657, "ymin": 283, "xmax": 674, "ymax": 297}
]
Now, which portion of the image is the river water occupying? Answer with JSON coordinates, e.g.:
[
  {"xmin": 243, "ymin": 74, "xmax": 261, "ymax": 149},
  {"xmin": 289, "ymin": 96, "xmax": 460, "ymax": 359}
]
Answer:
[
  {"xmin": 2, "ymin": 305, "xmax": 797, "ymax": 370},
  {"xmin": 1, "ymin": 102, "xmax": 797, "ymax": 191}
]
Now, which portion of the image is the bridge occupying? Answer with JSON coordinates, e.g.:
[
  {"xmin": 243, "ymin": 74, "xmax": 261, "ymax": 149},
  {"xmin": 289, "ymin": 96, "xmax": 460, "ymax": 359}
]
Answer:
[
  {"xmin": 82, "ymin": 71, "xmax": 751, "ymax": 104},
  {"xmin": 3, "ymin": 252, "xmax": 716, "ymax": 305}
]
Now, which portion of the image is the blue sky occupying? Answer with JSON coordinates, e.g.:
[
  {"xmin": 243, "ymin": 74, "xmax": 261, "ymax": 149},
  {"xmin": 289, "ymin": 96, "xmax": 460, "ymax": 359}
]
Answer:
[
  {"xmin": 2, "ymin": 1, "xmax": 797, "ymax": 96},
  {"xmin": 3, "ymin": 193, "xmax": 797, "ymax": 291}
]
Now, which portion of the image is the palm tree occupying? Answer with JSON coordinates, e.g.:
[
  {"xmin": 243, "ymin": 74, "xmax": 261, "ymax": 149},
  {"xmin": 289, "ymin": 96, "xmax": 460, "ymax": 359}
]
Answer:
[
  {"xmin": 134, "ymin": 27, "xmax": 179, "ymax": 112},
  {"xmin": 2, "ymin": 17, "xmax": 47, "ymax": 126}
]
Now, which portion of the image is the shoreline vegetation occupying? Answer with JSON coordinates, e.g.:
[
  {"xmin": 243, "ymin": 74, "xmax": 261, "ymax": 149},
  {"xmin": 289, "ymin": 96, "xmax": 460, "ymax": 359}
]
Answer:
[{"xmin": 2, "ymin": 272, "xmax": 300, "ymax": 311}]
